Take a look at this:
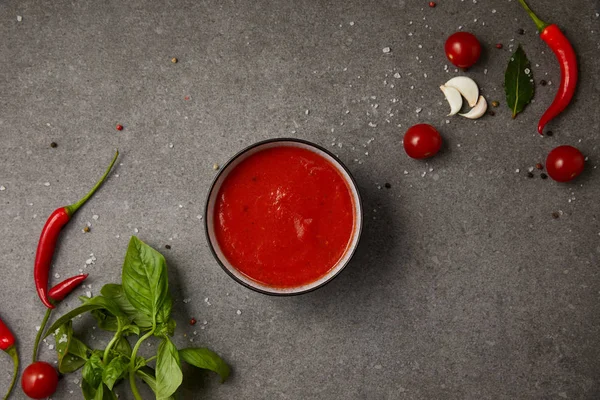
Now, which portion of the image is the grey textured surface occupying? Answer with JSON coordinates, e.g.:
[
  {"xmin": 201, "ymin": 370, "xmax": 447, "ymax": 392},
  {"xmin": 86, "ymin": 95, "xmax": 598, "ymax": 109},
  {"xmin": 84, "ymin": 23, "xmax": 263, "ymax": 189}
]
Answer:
[{"xmin": 1, "ymin": 0, "xmax": 599, "ymax": 399}]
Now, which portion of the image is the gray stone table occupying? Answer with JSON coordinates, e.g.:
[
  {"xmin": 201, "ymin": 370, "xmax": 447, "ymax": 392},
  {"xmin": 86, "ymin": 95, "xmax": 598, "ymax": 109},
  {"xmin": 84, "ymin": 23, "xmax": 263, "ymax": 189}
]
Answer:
[{"xmin": 1, "ymin": 0, "xmax": 599, "ymax": 399}]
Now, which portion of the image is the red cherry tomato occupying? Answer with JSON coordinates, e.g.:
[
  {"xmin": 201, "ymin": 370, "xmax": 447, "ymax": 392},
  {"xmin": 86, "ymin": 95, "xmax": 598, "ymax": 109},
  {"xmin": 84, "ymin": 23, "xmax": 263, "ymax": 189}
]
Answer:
[
  {"xmin": 403, "ymin": 124, "xmax": 442, "ymax": 159},
  {"xmin": 21, "ymin": 362, "xmax": 58, "ymax": 399},
  {"xmin": 445, "ymin": 32, "xmax": 482, "ymax": 68},
  {"xmin": 546, "ymin": 145, "xmax": 585, "ymax": 182}
]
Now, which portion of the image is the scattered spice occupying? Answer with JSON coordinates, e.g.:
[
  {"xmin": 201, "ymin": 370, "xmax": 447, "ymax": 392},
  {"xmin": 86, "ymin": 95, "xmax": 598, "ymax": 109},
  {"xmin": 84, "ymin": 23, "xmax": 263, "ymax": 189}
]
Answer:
[
  {"xmin": 384, "ymin": 183, "xmax": 391, "ymax": 189},
  {"xmin": 551, "ymin": 211, "xmax": 560, "ymax": 219},
  {"xmin": 116, "ymin": 124, "xmax": 123, "ymax": 131},
  {"xmin": 171, "ymin": 57, "xmax": 178, "ymax": 63},
  {"xmin": 527, "ymin": 172, "xmax": 534, "ymax": 178},
  {"xmin": 488, "ymin": 110, "xmax": 496, "ymax": 116},
  {"xmin": 50, "ymin": 142, "xmax": 58, "ymax": 148},
  {"xmin": 429, "ymin": 1, "xmax": 436, "ymax": 7},
  {"xmin": 495, "ymin": 43, "xmax": 503, "ymax": 49},
  {"xmin": 540, "ymin": 79, "xmax": 547, "ymax": 86},
  {"xmin": 213, "ymin": 163, "xmax": 220, "ymax": 171},
  {"xmin": 83, "ymin": 226, "xmax": 90, "ymax": 233},
  {"xmin": 535, "ymin": 163, "xmax": 543, "ymax": 170},
  {"xmin": 491, "ymin": 100, "xmax": 499, "ymax": 107},
  {"xmin": 184, "ymin": 96, "xmax": 190, "ymax": 101},
  {"xmin": 540, "ymin": 173, "xmax": 548, "ymax": 179},
  {"xmin": 189, "ymin": 318, "xmax": 197, "ymax": 325},
  {"xmin": 517, "ymin": 28, "xmax": 525, "ymax": 35},
  {"xmin": 165, "ymin": 244, "xmax": 171, "ymax": 250}
]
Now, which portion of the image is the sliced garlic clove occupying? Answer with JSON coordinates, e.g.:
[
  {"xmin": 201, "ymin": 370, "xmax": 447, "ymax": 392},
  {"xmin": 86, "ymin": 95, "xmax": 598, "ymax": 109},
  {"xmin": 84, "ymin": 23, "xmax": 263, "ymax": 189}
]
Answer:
[
  {"xmin": 440, "ymin": 85, "xmax": 463, "ymax": 116},
  {"xmin": 459, "ymin": 95, "xmax": 487, "ymax": 119},
  {"xmin": 444, "ymin": 76, "xmax": 479, "ymax": 107}
]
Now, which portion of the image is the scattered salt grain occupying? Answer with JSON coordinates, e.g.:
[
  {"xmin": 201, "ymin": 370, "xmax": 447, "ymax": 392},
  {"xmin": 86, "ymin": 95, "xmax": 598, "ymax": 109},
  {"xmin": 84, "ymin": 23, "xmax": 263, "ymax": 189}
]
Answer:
[
  {"xmin": 54, "ymin": 273, "xmax": 60, "ymax": 279},
  {"xmin": 515, "ymin": 169, "xmax": 520, "ymax": 173},
  {"xmin": 48, "ymin": 344, "xmax": 54, "ymax": 350},
  {"xmin": 85, "ymin": 291, "xmax": 92, "ymax": 298},
  {"xmin": 236, "ymin": 310, "xmax": 242, "ymax": 315},
  {"xmin": 368, "ymin": 122, "xmax": 377, "ymax": 127},
  {"xmin": 382, "ymin": 47, "xmax": 391, "ymax": 53},
  {"xmin": 134, "ymin": 228, "xmax": 139, "ymax": 233},
  {"xmin": 305, "ymin": 109, "xmax": 310, "ymax": 115},
  {"xmin": 92, "ymin": 215, "xmax": 99, "ymax": 220},
  {"xmin": 0, "ymin": 186, "xmax": 5, "ymax": 191},
  {"xmin": 35, "ymin": 326, "xmax": 41, "ymax": 332},
  {"xmin": 183, "ymin": 298, "xmax": 191, "ymax": 304},
  {"xmin": 394, "ymin": 72, "xmax": 401, "ymax": 78},
  {"xmin": 349, "ymin": 21, "xmax": 355, "ymax": 26},
  {"xmin": 16, "ymin": 15, "xmax": 22, "ymax": 22},
  {"xmin": 44, "ymin": 182, "xmax": 50, "ymax": 187},
  {"xmin": 416, "ymin": 108, "xmax": 422, "ymax": 114},
  {"xmin": 168, "ymin": 143, "xmax": 174, "ymax": 149}
]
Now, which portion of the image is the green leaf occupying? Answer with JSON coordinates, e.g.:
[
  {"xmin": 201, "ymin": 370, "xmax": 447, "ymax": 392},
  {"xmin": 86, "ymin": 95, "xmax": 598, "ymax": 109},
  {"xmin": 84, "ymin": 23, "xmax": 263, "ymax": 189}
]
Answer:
[
  {"xmin": 82, "ymin": 379, "xmax": 96, "ymax": 400},
  {"xmin": 82, "ymin": 351, "xmax": 104, "ymax": 390},
  {"xmin": 156, "ymin": 291, "xmax": 173, "ymax": 325},
  {"xmin": 90, "ymin": 309, "xmax": 119, "ymax": 332},
  {"xmin": 102, "ymin": 355, "xmax": 128, "ymax": 390},
  {"xmin": 136, "ymin": 367, "xmax": 157, "ymax": 393},
  {"xmin": 155, "ymin": 319, "xmax": 176, "ymax": 338},
  {"xmin": 101, "ymin": 284, "xmax": 153, "ymax": 329},
  {"xmin": 505, "ymin": 44, "xmax": 535, "ymax": 118},
  {"xmin": 45, "ymin": 296, "xmax": 124, "ymax": 339},
  {"xmin": 155, "ymin": 338, "xmax": 183, "ymax": 399},
  {"xmin": 54, "ymin": 321, "xmax": 88, "ymax": 373},
  {"xmin": 179, "ymin": 347, "xmax": 230, "ymax": 382},
  {"xmin": 122, "ymin": 236, "xmax": 169, "ymax": 323},
  {"xmin": 112, "ymin": 336, "xmax": 132, "ymax": 358}
]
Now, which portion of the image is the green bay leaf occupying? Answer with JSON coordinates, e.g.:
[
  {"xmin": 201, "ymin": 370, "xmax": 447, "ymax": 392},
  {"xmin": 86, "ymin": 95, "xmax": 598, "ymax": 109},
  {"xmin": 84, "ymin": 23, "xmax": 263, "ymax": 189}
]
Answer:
[{"xmin": 505, "ymin": 44, "xmax": 535, "ymax": 118}]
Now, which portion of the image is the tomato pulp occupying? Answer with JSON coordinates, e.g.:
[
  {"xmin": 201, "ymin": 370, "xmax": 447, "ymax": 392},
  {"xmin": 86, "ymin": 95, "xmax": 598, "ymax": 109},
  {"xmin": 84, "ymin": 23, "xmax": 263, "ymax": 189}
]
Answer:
[{"xmin": 214, "ymin": 146, "xmax": 356, "ymax": 289}]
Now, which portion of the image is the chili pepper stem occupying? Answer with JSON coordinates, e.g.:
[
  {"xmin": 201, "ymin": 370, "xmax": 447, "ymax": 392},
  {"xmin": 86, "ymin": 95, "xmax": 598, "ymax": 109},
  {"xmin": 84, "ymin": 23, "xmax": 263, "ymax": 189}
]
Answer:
[
  {"xmin": 32, "ymin": 308, "xmax": 52, "ymax": 362},
  {"xmin": 3, "ymin": 346, "xmax": 18, "ymax": 400},
  {"xmin": 65, "ymin": 150, "xmax": 119, "ymax": 216},
  {"xmin": 517, "ymin": 0, "xmax": 549, "ymax": 32}
]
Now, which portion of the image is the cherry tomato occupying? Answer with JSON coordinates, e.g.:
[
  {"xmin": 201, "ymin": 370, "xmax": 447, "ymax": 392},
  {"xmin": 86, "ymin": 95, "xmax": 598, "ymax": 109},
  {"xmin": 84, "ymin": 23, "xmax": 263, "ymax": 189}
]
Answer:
[
  {"xmin": 403, "ymin": 124, "xmax": 442, "ymax": 159},
  {"xmin": 21, "ymin": 361, "xmax": 58, "ymax": 399},
  {"xmin": 545, "ymin": 145, "xmax": 585, "ymax": 182},
  {"xmin": 445, "ymin": 32, "xmax": 482, "ymax": 68}
]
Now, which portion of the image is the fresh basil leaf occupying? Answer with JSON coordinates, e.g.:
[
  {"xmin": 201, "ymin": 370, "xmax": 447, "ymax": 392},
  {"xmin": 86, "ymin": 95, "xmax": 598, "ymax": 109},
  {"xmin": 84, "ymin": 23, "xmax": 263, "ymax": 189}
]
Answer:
[
  {"xmin": 80, "ymin": 295, "xmax": 126, "ymax": 317},
  {"xmin": 101, "ymin": 283, "xmax": 153, "ymax": 328},
  {"xmin": 93, "ymin": 383, "xmax": 116, "ymax": 400},
  {"xmin": 134, "ymin": 356, "xmax": 147, "ymax": 370},
  {"xmin": 155, "ymin": 319, "xmax": 176, "ymax": 338},
  {"xmin": 102, "ymin": 355, "xmax": 128, "ymax": 390},
  {"xmin": 156, "ymin": 292, "xmax": 173, "ymax": 325},
  {"xmin": 136, "ymin": 367, "xmax": 175, "ymax": 400},
  {"xmin": 156, "ymin": 338, "xmax": 183, "ymax": 399},
  {"xmin": 82, "ymin": 351, "xmax": 104, "ymax": 390},
  {"xmin": 505, "ymin": 44, "xmax": 535, "ymax": 118},
  {"xmin": 122, "ymin": 236, "xmax": 169, "ymax": 323},
  {"xmin": 179, "ymin": 347, "xmax": 230, "ymax": 382},
  {"xmin": 82, "ymin": 379, "xmax": 96, "ymax": 400},
  {"xmin": 54, "ymin": 321, "xmax": 89, "ymax": 373},
  {"xmin": 113, "ymin": 336, "xmax": 132, "ymax": 358},
  {"xmin": 45, "ymin": 296, "xmax": 124, "ymax": 339},
  {"xmin": 123, "ymin": 323, "xmax": 141, "ymax": 336},
  {"xmin": 136, "ymin": 366, "xmax": 156, "ymax": 391},
  {"xmin": 90, "ymin": 309, "xmax": 119, "ymax": 332}
]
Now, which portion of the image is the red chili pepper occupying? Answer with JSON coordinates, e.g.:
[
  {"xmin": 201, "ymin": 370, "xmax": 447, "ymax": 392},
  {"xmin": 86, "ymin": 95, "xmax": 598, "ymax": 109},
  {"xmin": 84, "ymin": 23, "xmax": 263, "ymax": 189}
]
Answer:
[
  {"xmin": 34, "ymin": 150, "xmax": 118, "ymax": 309},
  {"xmin": 0, "ymin": 316, "xmax": 19, "ymax": 400},
  {"xmin": 48, "ymin": 274, "xmax": 89, "ymax": 302},
  {"xmin": 517, "ymin": 0, "xmax": 578, "ymax": 135}
]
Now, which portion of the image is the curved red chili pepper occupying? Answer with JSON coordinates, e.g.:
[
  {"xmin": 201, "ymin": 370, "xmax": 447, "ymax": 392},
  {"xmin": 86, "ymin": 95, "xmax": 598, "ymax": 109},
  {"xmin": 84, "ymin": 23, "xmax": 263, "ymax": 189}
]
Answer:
[
  {"xmin": 34, "ymin": 208, "xmax": 71, "ymax": 309},
  {"xmin": 0, "ymin": 316, "xmax": 15, "ymax": 352},
  {"xmin": 0, "ymin": 315, "xmax": 19, "ymax": 400},
  {"xmin": 48, "ymin": 274, "xmax": 89, "ymax": 302},
  {"xmin": 34, "ymin": 150, "xmax": 118, "ymax": 309},
  {"xmin": 537, "ymin": 25, "xmax": 577, "ymax": 135},
  {"xmin": 517, "ymin": 0, "xmax": 578, "ymax": 135}
]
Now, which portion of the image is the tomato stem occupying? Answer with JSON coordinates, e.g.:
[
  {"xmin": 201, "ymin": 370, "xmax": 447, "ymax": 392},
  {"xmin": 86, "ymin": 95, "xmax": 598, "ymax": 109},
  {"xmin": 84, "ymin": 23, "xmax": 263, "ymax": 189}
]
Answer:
[
  {"xmin": 2, "ymin": 347, "xmax": 18, "ymax": 400},
  {"xmin": 65, "ymin": 150, "xmax": 119, "ymax": 216},
  {"xmin": 32, "ymin": 308, "xmax": 52, "ymax": 362},
  {"xmin": 517, "ymin": 0, "xmax": 549, "ymax": 33}
]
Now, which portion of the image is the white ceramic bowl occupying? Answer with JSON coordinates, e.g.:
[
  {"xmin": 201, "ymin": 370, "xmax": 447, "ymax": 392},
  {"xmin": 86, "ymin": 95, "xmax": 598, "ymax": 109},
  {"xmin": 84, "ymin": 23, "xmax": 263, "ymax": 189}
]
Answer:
[{"xmin": 204, "ymin": 138, "xmax": 363, "ymax": 295}]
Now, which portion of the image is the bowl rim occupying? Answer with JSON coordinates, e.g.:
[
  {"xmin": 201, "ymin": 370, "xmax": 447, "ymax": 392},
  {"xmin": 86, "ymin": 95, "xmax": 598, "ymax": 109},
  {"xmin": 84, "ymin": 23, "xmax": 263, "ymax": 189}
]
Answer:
[{"xmin": 204, "ymin": 137, "xmax": 364, "ymax": 296}]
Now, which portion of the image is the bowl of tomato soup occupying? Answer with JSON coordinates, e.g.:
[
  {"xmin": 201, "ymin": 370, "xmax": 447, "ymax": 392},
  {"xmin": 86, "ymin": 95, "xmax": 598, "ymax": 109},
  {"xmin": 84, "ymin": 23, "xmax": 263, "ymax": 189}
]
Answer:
[{"xmin": 205, "ymin": 138, "xmax": 363, "ymax": 295}]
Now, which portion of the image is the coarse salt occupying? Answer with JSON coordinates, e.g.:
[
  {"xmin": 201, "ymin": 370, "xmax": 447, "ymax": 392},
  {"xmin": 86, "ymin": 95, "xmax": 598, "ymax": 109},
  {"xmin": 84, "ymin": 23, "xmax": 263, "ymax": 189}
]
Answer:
[{"xmin": 382, "ymin": 47, "xmax": 391, "ymax": 53}]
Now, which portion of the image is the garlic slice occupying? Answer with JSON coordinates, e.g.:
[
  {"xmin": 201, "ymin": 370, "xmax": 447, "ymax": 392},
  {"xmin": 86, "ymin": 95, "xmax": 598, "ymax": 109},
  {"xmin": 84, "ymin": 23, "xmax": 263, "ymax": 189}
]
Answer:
[
  {"xmin": 444, "ymin": 76, "xmax": 479, "ymax": 107},
  {"xmin": 459, "ymin": 95, "xmax": 487, "ymax": 119},
  {"xmin": 440, "ymin": 85, "xmax": 463, "ymax": 116}
]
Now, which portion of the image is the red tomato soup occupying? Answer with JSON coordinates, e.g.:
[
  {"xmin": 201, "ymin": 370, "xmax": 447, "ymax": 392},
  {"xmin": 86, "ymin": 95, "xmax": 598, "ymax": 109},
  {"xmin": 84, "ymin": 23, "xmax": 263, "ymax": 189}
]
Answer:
[{"xmin": 214, "ymin": 146, "xmax": 356, "ymax": 288}]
